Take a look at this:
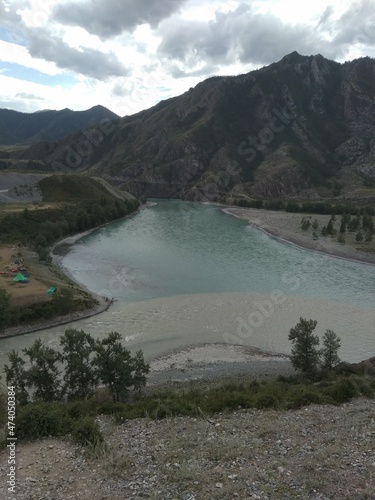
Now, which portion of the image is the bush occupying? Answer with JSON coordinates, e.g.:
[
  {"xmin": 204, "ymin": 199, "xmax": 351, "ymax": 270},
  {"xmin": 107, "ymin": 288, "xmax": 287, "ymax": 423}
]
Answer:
[
  {"xmin": 66, "ymin": 400, "xmax": 98, "ymax": 419},
  {"xmin": 71, "ymin": 416, "xmax": 103, "ymax": 446},
  {"xmin": 286, "ymin": 388, "xmax": 326, "ymax": 409},
  {"xmin": 328, "ymin": 378, "xmax": 359, "ymax": 404},
  {"xmin": 254, "ymin": 393, "xmax": 278, "ymax": 409},
  {"xmin": 16, "ymin": 403, "xmax": 72, "ymax": 440}
]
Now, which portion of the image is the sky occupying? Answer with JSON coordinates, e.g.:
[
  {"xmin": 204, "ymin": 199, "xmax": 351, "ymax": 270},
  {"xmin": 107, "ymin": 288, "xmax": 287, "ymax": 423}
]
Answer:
[{"xmin": 0, "ymin": 0, "xmax": 375, "ymax": 117}]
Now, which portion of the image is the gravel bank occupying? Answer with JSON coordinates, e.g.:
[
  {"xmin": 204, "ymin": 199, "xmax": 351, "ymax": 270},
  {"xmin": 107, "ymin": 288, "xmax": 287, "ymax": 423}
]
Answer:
[{"xmin": 224, "ymin": 207, "xmax": 375, "ymax": 266}]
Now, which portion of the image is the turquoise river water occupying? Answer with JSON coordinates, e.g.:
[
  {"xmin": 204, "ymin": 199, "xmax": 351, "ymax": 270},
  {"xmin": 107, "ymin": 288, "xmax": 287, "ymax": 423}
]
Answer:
[{"xmin": 0, "ymin": 200, "xmax": 374, "ymax": 364}]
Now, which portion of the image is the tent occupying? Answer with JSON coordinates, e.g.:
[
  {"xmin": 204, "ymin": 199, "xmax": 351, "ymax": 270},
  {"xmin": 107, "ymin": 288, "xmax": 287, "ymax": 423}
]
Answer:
[
  {"xmin": 14, "ymin": 272, "xmax": 27, "ymax": 282},
  {"xmin": 47, "ymin": 287, "xmax": 57, "ymax": 295}
]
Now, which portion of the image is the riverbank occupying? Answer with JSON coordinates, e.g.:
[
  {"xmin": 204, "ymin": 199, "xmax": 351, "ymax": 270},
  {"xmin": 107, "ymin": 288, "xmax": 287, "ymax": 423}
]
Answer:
[
  {"xmin": 146, "ymin": 343, "xmax": 295, "ymax": 387},
  {"xmin": 0, "ymin": 241, "xmax": 114, "ymax": 339},
  {"xmin": 224, "ymin": 207, "xmax": 375, "ymax": 265}
]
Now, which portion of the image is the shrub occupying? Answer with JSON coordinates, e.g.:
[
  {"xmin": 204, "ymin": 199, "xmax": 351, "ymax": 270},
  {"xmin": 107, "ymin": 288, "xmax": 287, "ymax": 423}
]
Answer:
[
  {"xmin": 255, "ymin": 393, "xmax": 278, "ymax": 409},
  {"xmin": 286, "ymin": 388, "xmax": 326, "ymax": 409},
  {"xmin": 328, "ymin": 378, "xmax": 359, "ymax": 404},
  {"xmin": 16, "ymin": 403, "xmax": 72, "ymax": 440},
  {"xmin": 71, "ymin": 416, "xmax": 103, "ymax": 446},
  {"xmin": 66, "ymin": 400, "xmax": 98, "ymax": 419}
]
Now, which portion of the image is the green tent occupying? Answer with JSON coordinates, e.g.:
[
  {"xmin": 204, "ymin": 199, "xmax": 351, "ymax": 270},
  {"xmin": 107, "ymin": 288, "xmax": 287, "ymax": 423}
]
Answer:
[
  {"xmin": 47, "ymin": 287, "xmax": 57, "ymax": 295},
  {"xmin": 14, "ymin": 272, "xmax": 26, "ymax": 282}
]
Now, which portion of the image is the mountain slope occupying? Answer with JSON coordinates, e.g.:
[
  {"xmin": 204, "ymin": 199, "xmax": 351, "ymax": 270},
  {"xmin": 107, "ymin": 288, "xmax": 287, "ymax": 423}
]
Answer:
[
  {"xmin": 0, "ymin": 105, "xmax": 120, "ymax": 145},
  {"xmin": 10, "ymin": 53, "xmax": 375, "ymax": 201}
]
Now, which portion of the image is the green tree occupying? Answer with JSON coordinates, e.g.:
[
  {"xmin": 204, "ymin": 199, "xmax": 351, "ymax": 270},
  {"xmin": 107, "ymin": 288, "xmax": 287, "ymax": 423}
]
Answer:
[
  {"xmin": 355, "ymin": 231, "xmax": 363, "ymax": 242},
  {"xmin": 4, "ymin": 350, "xmax": 29, "ymax": 405},
  {"xmin": 348, "ymin": 216, "xmax": 360, "ymax": 232},
  {"xmin": 23, "ymin": 339, "xmax": 62, "ymax": 402},
  {"xmin": 365, "ymin": 231, "xmax": 373, "ymax": 243},
  {"xmin": 60, "ymin": 329, "xmax": 97, "ymax": 400},
  {"xmin": 93, "ymin": 332, "xmax": 133, "ymax": 402},
  {"xmin": 301, "ymin": 217, "xmax": 311, "ymax": 231},
  {"xmin": 132, "ymin": 350, "xmax": 150, "ymax": 395},
  {"xmin": 51, "ymin": 288, "xmax": 74, "ymax": 315},
  {"xmin": 338, "ymin": 232, "xmax": 345, "ymax": 244},
  {"xmin": 22, "ymin": 208, "xmax": 31, "ymax": 220},
  {"xmin": 326, "ymin": 217, "xmax": 335, "ymax": 236},
  {"xmin": 0, "ymin": 288, "xmax": 11, "ymax": 332},
  {"xmin": 312, "ymin": 219, "xmax": 319, "ymax": 231},
  {"xmin": 321, "ymin": 329, "xmax": 341, "ymax": 371},
  {"xmin": 288, "ymin": 318, "xmax": 320, "ymax": 374},
  {"xmin": 34, "ymin": 234, "xmax": 48, "ymax": 248}
]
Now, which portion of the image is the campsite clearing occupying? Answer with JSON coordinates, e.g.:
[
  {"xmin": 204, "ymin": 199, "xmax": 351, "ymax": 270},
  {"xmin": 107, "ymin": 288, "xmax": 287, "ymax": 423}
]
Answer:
[{"xmin": 0, "ymin": 245, "xmax": 52, "ymax": 307}]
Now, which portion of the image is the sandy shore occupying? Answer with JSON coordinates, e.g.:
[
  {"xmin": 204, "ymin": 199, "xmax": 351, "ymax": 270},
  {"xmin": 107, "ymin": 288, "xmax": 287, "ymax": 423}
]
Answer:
[
  {"xmin": 146, "ymin": 343, "xmax": 294, "ymax": 387},
  {"xmin": 224, "ymin": 207, "xmax": 375, "ymax": 265}
]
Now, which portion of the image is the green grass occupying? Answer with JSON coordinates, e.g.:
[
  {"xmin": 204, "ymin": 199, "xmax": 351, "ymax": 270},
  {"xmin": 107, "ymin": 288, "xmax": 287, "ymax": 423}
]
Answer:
[
  {"xmin": 38, "ymin": 174, "xmax": 118, "ymax": 203},
  {"xmin": 6, "ymin": 372, "xmax": 374, "ymax": 447}
]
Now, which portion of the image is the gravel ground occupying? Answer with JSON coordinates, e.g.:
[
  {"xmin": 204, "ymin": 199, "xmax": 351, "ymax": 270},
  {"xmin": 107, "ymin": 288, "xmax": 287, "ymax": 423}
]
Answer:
[
  {"xmin": 147, "ymin": 344, "xmax": 295, "ymax": 387},
  {"xmin": 1, "ymin": 398, "xmax": 374, "ymax": 499},
  {"xmin": 0, "ymin": 173, "xmax": 46, "ymax": 203}
]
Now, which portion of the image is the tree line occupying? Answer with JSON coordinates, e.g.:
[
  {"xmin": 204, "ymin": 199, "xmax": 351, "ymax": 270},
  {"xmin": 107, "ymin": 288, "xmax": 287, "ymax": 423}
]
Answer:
[
  {"xmin": 4, "ymin": 329, "xmax": 150, "ymax": 404},
  {"xmin": 301, "ymin": 213, "xmax": 374, "ymax": 243},
  {"xmin": 0, "ymin": 196, "xmax": 140, "ymax": 261},
  {"xmin": 234, "ymin": 198, "xmax": 375, "ymax": 216}
]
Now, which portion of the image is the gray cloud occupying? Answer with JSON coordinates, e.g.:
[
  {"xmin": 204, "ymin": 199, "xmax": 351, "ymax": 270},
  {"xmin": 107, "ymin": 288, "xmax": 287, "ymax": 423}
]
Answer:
[
  {"xmin": 27, "ymin": 29, "xmax": 131, "ymax": 80},
  {"xmin": 0, "ymin": 0, "xmax": 29, "ymax": 43},
  {"xmin": 331, "ymin": 0, "xmax": 375, "ymax": 46},
  {"xmin": 53, "ymin": 0, "xmax": 188, "ymax": 39},
  {"xmin": 0, "ymin": 0, "xmax": 26, "ymax": 24},
  {"xmin": 157, "ymin": 1, "xmax": 375, "ymax": 75},
  {"xmin": 15, "ymin": 92, "xmax": 45, "ymax": 100},
  {"xmin": 169, "ymin": 63, "xmax": 220, "ymax": 79}
]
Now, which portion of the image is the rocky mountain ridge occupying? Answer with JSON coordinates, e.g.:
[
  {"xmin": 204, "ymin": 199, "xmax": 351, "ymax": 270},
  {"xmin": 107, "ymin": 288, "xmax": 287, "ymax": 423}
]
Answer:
[
  {"xmin": 5, "ymin": 52, "xmax": 375, "ymax": 202},
  {"xmin": 0, "ymin": 105, "xmax": 119, "ymax": 145}
]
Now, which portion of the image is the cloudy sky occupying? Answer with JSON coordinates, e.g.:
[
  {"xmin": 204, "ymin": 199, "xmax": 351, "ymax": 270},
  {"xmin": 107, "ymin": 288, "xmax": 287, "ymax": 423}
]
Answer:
[{"xmin": 0, "ymin": 0, "xmax": 375, "ymax": 116}]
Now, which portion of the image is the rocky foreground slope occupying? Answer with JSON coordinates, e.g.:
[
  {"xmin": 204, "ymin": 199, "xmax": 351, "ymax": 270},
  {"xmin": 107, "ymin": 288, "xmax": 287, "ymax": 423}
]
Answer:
[{"xmin": 1, "ymin": 398, "xmax": 374, "ymax": 499}]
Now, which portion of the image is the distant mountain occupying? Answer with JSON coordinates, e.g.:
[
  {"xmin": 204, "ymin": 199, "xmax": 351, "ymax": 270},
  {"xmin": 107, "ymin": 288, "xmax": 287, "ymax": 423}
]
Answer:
[
  {"xmin": 0, "ymin": 105, "xmax": 120, "ymax": 145},
  {"xmin": 7, "ymin": 53, "xmax": 375, "ymax": 201}
]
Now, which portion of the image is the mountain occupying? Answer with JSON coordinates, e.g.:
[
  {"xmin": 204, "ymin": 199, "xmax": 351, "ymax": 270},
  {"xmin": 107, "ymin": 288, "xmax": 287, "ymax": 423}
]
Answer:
[
  {"xmin": 7, "ymin": 53, "xmax": 375, "ymax": 201},
  {"xmin": 0, "ymin": 105, "xmax": 120, "ymax": 145}
]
